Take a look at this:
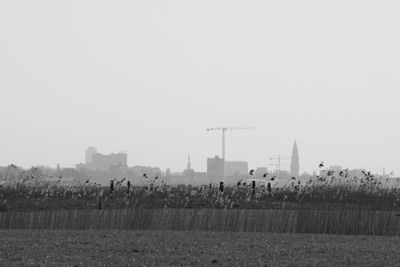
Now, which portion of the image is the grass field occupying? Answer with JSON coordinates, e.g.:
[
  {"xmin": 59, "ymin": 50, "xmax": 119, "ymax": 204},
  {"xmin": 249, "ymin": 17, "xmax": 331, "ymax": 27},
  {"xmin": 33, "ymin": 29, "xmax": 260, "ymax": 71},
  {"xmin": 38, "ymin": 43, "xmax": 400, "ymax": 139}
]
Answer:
[
  {"xmin": 1, "ymin": 230, "xmax": 400, "ymax": 266},
  {"xmin": 1, "ymin": 172, "xmax": 400, "ymax": 266}
]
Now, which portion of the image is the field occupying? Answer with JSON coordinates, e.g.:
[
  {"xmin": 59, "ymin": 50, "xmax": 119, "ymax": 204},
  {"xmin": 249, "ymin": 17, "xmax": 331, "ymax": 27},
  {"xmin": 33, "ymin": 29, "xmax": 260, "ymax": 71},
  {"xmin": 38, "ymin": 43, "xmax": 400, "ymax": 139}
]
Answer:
[
  {"xmin": 1, "ymin": 170, "xmax": 400, "ymax": 266},
  {"xmin": 1, "ymin": 230, "xmax": 400, "ymax": 266}
]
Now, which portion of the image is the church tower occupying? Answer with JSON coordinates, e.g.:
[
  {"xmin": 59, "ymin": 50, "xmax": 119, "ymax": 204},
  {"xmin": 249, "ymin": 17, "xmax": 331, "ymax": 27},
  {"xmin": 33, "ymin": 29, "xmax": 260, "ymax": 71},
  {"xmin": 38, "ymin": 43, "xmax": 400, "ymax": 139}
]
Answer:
[
  {"xmin": 290, "ymin": 141, "xmax": 300, "ymax": 177},
  {"xmin": 186, "ymin": 155, "xmax": 192, "ymax": 170},
  {"xmin": 183, "ymin": 154, "xmax": 195, "ymax": 182}
]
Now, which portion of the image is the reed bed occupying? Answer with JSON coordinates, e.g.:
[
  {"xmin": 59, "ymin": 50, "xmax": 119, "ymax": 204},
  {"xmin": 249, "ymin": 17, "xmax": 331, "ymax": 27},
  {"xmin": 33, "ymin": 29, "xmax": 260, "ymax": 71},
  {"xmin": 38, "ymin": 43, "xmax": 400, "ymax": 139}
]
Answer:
[
  {"xmin": 1, "ymin": 169, "xmax": 400, "ymax": 236},
  {"xmin": 2, "ymin": 177, "xmax": 400, "ymax": 211},
  {"xmin": 1, "ymin": 208, "xmax": 400, "ymax": 236},
  {"xmin": 1, "ymin": 168, "xmax": 400, "ymax": 211}
]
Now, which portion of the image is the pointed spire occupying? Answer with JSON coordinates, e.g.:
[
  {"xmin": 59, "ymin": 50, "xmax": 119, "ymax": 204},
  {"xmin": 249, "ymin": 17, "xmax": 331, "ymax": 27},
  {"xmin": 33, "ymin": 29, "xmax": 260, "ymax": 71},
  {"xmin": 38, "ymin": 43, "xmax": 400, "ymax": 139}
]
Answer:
[
  {"xmin": 290, "ymin": 141, "xmax": 300, "ymax": 177},
  {"xmin": 186, "ymin": 154, "xmax": 192, "ymax": 170}
]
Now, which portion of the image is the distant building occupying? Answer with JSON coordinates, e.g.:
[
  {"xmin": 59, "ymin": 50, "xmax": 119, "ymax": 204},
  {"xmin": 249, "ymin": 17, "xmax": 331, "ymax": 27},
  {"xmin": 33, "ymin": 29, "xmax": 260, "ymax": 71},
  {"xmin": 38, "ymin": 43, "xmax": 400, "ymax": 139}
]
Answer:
[
  {"xmin": 290, "ymin": 141, "xmax": 300, "ymax": 177},
  {"xmin": 165, "ymin": 155, "xmax": 207, "ymax": 185},
  {"xmin": 85, "ymin": 146, "xmax": 97, "ymax": 164},
  {"xmin": 183, "ymin": 155, "xmax": 195, "ymax": 180},
  {"xmin": 91, "ymin": 152, "xmax": 127, "ymax": 171},
  {"xmin": 207, "ymin": 155, "xmax": 224, "ymax": 183},
  {"xmin": 76, "ymin": 147, "xmax": 127, "ymax": 171},
  {"xmin": 130, "ymin": 165, "xmax": 162, "ymax": 179},
  {"xmin": 75, "ymin": 163, "xmax": 88, "ymax": 171},
  {"xmin": 224, "ymin": 161, "xmax": 248, "ymax": 177},
  {"xmin": 224, "ymin": 161, "xmax": 248, "ymax": 185}
]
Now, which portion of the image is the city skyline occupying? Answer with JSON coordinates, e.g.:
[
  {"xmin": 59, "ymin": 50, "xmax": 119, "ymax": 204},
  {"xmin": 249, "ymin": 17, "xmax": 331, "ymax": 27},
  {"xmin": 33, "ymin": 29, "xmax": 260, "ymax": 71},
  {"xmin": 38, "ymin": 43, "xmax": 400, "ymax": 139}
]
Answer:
[
  {"xmin": 2, "ymin": 143, "xmax": 394, "ymax": 184},
  {"xmin": 0, "ymin": 136, "xmax": 397, "ymax": 176},
  {"xmin": 0, "ymin": 134, "xmax": 397, "ymax": 176},
  {"xmin": 34, "ymin": 143, "xmax": 395, "ymax": 178}
]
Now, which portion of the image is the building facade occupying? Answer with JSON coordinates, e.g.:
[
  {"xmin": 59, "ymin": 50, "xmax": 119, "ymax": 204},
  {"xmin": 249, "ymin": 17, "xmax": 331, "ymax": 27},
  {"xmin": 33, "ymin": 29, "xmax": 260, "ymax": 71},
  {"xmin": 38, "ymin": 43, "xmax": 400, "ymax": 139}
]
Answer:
[
  {"xmin": 85, "ymin": 146, "xmax": 97, "ymax": 164},
  {"xmin": 207, "ymin": 155, "xmax": 224, "ymax": 183},
  {"xmin": 92, "ymin": 152, "xmax": 127, "ymax": 171},
  {"xmin": 224, "ymin": 161, "xmax": 248, "ymax": 177}
]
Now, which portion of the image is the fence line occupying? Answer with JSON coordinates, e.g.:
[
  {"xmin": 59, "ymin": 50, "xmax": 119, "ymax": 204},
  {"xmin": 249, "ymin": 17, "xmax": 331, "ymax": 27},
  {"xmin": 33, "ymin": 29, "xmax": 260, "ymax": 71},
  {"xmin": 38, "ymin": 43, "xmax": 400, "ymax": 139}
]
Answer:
[{"xmin": 0, "ymin": 208, "xmax": 399, "ymax": 235}]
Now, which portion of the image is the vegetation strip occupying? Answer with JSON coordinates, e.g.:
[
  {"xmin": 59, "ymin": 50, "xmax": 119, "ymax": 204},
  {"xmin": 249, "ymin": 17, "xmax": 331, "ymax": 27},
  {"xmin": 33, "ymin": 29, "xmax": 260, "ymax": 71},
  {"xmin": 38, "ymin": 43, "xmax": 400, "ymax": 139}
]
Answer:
[{"xmin": 1, "ymin": 208, "xmax": 400, "ymax": 235}]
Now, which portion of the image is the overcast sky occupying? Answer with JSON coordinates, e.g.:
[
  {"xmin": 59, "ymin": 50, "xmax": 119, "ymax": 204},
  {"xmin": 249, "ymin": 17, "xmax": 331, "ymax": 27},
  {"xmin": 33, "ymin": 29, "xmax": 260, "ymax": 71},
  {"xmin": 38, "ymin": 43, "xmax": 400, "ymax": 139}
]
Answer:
[{"xmin": 0, "ymin": 1, "xmax": 399, "ymax": 175}]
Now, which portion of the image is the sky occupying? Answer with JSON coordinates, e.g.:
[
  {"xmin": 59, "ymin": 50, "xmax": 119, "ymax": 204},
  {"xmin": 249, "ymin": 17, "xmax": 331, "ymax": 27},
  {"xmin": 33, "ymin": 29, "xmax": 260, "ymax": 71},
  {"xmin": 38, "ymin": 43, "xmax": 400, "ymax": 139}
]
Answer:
[{"xmin": 0, "ymin": 1, "xmax": 399, "ymax": 175}]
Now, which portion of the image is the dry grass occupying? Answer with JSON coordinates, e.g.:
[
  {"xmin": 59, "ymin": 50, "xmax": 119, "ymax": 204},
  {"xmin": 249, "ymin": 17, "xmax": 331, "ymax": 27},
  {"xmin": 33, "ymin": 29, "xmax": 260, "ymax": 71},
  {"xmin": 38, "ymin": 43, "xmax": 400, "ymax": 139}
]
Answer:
[
  {"xmin": 1, "ymin": 230, "xmax": 400, "ymax": 266},
  {"xmin": 1, "ymin": 171, "xmax": 400, "ymax": 211},
  {"xmin": 1, "ymin": 208, "xmax": 400, "ymax": 235},
  {"xmin": 1, "ymin": 173, "xmax": 400, "ymax": 236}
]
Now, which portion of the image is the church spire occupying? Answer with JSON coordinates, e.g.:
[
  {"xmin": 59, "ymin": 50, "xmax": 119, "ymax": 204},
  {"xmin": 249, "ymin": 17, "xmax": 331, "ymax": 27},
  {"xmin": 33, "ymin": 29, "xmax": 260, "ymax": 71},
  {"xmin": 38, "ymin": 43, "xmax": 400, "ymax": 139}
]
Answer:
[
  {"xmin": 186, "ymin": 155, "xmax": 192, "ymax": 170},
  {"xmin": 290, "ymin": 141, "xmax": 300, "ymax": 177}
]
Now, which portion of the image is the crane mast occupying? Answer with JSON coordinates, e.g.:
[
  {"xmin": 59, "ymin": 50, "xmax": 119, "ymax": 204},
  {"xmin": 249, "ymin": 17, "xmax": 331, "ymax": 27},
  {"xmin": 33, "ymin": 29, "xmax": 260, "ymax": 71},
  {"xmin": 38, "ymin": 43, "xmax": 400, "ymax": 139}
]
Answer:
[
  {"xmin": 268, "ymin": 154, "xmax": 290, "ymax": 173},
  {"xmin": 206, "ymin": 126, "xmax": 254, "ymax": 160}
]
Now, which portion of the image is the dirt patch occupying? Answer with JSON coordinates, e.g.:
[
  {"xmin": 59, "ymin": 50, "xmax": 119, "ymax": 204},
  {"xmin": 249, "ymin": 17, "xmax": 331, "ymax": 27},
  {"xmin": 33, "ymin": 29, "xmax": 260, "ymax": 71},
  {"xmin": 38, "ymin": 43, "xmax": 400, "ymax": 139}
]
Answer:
[{"xmin": 0, "ymin": 230, "xmax": 399, "ymax": 266}]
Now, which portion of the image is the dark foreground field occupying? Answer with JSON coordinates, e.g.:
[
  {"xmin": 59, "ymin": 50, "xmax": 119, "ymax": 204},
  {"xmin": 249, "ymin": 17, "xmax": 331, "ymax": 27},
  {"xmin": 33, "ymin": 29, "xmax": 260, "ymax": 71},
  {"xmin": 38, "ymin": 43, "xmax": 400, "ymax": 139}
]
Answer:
[{"xmin": 1, "ymin": 230, "xmax": 400, "ymax": 266}]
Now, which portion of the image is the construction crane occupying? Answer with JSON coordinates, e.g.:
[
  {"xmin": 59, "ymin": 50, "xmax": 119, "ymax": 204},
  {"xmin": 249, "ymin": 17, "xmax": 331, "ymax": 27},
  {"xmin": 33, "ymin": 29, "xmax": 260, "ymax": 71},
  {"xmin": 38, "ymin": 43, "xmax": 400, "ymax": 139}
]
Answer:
[
  {"xmin": 206, "ymin": 126, "xmax": 254, "ymax": 160},
  {"xmin": 268, "ymin": 155, "xmax": 290, "ymax": 173}
]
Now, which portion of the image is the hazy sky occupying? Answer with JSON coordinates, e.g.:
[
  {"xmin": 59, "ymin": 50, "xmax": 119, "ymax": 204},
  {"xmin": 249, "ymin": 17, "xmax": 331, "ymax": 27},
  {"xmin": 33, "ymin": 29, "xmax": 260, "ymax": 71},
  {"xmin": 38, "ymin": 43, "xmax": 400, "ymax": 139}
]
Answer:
[{"xmin": 1, "ymin": 1, "xmax": 399, "ymax": 175}]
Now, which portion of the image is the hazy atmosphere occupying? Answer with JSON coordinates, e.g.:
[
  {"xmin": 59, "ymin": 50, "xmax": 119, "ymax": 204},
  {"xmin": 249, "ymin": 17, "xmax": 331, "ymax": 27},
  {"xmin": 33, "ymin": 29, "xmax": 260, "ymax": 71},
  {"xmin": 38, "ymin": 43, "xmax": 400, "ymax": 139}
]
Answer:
[{"xmin": 1, "ymin": 0, "xmax": 399, "ymax": 175}]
